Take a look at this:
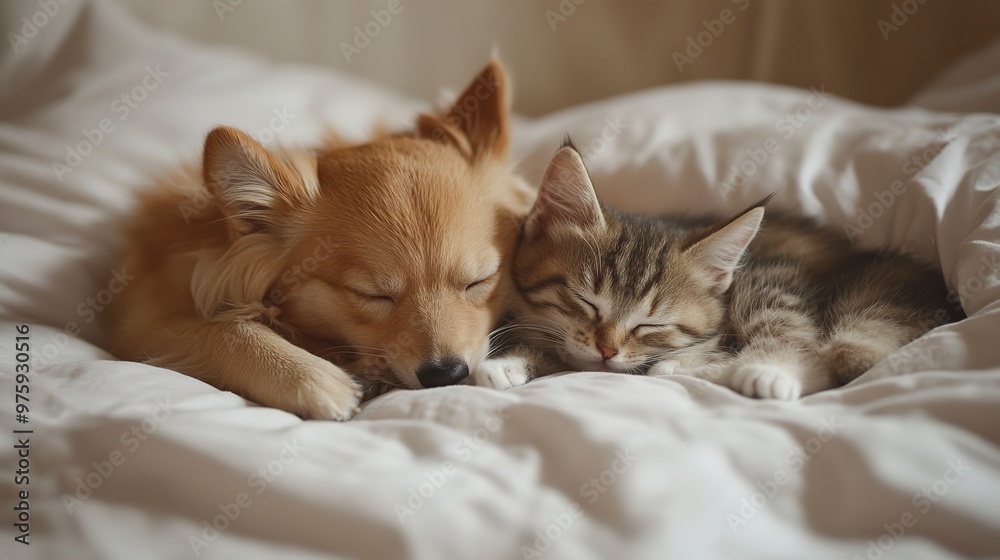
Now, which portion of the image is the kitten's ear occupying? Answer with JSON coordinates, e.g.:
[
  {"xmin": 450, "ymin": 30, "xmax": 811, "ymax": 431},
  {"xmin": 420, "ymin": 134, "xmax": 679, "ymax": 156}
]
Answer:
[
  {"xmin": 524, "ymin": 143, "xmax": 605, "ymax": 240},
  {"xmin": 203, "ymin": 126, "xmax": 315, "ymax": 239},
  {"xmin": 685, "ymin": 207, "xmax": 764, "ymax": 293},
  {"xmin": 419, "ymin": 59, "xmax": 510, "ymax": 159}
]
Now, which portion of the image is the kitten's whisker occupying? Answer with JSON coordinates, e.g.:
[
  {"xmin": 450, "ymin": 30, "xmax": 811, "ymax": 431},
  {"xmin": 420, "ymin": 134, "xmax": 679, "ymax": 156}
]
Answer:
[
  {"xmin": 514, "ymin": 331, "xmax": 565, "ymax": 341},
  {"xmin": 496, "ymin": 324, "xmax": 566, "ymax": 340},
  {"xmin": 512, "ymin": 329, "xmax": 565, "ymax": 340},
  {"xmin": 516, "ymin": 324, "xmax": 566, "ymax": 335},
  {"xmin": 515, "ymin": 336, "xmax": 563, "ymax": 346},
  {"xmin": 489, "ymin": 323, "xmax": 531, "ymax": 334},
  {"xmin": 520, "ymin": 315, "xmax": 565, "ymax": 329}
]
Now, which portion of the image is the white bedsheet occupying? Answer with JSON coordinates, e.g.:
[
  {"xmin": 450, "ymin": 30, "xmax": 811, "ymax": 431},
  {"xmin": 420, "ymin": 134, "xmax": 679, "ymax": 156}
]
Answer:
[{"xmin": 1, "ymin": 2, "xmax": 999, "ymax": 559}]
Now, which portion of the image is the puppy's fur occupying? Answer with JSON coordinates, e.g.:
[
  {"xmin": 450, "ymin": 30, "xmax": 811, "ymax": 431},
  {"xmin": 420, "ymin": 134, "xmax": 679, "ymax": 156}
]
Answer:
[{"xmin": 108, "ymin": 61, "xmax": 533, "ymax": 419}]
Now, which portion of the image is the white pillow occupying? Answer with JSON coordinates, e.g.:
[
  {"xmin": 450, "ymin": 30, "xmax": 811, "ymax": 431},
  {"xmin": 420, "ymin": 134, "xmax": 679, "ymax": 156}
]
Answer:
[
  {"xmin": 908, "ymin": 36, "xmax": 1000, "ymax": 114},
  {"xmin": 1, "ymin": 0, "xmax": 998, "ymax": 383}
]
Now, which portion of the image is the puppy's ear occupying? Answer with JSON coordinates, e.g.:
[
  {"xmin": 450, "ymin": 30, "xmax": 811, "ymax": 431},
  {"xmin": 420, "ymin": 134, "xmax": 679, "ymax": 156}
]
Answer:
[
  {"xmin": 420, "ymin": 59, "xmax": 510, "ymax": 160},
  {"xmin": 524, "ymin": 142, "xmax": 605, "ymax": 240},
  {"xmin": 202, "ymin": 126, "xmax": 314, "ymax": 238}
]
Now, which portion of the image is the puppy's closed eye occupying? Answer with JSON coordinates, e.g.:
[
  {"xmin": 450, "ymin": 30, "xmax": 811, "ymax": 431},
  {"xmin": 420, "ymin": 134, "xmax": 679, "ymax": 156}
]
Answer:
[
  {"xmin": 345, "ymin": 288, "xmax": 395, "ymax": 318},
  {"xmin": 464, "ymin": 271, "xmax": 498, "ymax": 300}
]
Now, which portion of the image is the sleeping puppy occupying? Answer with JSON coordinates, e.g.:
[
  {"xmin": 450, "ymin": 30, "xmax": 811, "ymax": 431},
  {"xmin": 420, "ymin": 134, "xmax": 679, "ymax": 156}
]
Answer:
[{"xmin": 107, "ymin": 60, "xmax": 533, "ymax": 419}]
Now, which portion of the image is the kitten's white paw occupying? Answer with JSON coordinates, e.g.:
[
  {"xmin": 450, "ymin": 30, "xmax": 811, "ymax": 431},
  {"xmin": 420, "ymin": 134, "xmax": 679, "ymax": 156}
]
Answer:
[
  {"xmin": 729, "ymin": 362, "xmax": 802, "ymax": 400},
  {"xmin": 647, "ymin": 360, "xmax": 681, "ymax": 377},
  {"xmin": 472, "ymin": 358, "xmax": 530, "ymax": 390}
]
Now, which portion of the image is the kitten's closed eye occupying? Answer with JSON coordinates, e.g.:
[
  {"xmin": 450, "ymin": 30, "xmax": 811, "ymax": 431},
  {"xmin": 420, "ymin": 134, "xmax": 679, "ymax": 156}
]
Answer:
[
  {"xmin": 633, "ymin": 323, "xmax": 706, "ymax": 351},
  {"xmin": 632, "ymin": 324, "xmax": 668, "ymax": 337},
  {"xmin": 578, "ymin": 297, "xmax": 601, "ymax": 321}
]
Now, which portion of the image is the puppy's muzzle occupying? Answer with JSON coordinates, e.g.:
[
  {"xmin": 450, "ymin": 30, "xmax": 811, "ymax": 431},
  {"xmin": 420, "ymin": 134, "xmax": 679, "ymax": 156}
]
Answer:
[{"xmin": 416, "ymin": 357, "xmax": 470, "ymax": 388}]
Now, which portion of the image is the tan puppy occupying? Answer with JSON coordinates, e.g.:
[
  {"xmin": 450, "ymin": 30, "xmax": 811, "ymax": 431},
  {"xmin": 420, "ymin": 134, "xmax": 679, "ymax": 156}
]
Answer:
[{"xmin": 108, "ymin": 61, "xmax": 533, "ymax": 419}]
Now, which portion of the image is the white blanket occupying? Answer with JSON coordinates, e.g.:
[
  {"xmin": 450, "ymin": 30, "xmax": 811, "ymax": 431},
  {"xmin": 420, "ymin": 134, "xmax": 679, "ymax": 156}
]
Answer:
[{"xmin": 1, "ymin": 3, "xmax": 999, "ymax": 559}]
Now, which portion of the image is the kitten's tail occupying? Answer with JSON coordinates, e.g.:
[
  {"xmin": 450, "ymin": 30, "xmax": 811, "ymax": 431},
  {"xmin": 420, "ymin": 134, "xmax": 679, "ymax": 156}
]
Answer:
[{"xmin": 819, "ymin": 256, "xmax": 955, "ymax": 386}]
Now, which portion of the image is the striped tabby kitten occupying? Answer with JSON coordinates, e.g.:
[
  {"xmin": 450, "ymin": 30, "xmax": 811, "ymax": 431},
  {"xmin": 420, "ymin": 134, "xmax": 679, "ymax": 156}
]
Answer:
[{"xmin": 472, "ymin": 142, "xmax": 958, "ymax": 399}]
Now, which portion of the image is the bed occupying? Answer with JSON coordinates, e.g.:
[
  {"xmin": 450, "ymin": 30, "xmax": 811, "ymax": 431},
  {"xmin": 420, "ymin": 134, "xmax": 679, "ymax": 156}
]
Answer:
[{"xmin": 1, "ymin": 2, "xmax": 999, "ymax": 559}]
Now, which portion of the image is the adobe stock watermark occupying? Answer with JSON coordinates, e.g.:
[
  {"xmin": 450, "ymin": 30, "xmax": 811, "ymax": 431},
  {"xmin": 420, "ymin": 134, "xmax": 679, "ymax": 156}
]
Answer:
[
  {"xmin": 885, "ymin": 250, "xmax": 994, "ymax": 374},
  {"xmin": 61, "ymin": 397, "xmax": 175, "ymax": 513},
  {"xmin": 884, "ymin": 284, "xmax": 965, "ymax": 376},
  {"xmin": 212, "ymin": 0, "xmax": 244, "ymax": 22},
  {"xmin": 252, "ymin": 106, "xmax": 296, "ymax": 145},
  {"xmin": 853, "ymin": 458, "xmax": 969, "ymax": 560},
  {"xmin": 7, "ymin": 0, "xmax": 72, "ymax": 54},
  {"xmin": 51, "ymin": 64, "xmax": 169, "ymax": 182},
  {"xmin": 842, "ymin": 131, "xmax": 952, "ymax": 243},
  {"xmin": 340, "ymin": 0, "xmax": 412, "ymax": 63},
  {"xmin": 178, "ymin": 105, "xmax": 296, "ymax": 223},
  {"xmin": 576, "ymin": 117, "xmax": 628, "ymax": 162},
  {"xmin": 545, "ymin": 0, "xmax": 588, "ymax": 31},
  {"xmin": 189, "ymin": 439, "xmax": 305, "ymax": 556},
  {"xmin": 717, "ymin": 85, "xmax": 832, "ymax": 199},
  {"xmin": 947, "ymin": 253, "xmax": 999, "ymax": 310},
  {"xmin": 265, "ymin": 235, "xmax": 339, "ymax": 307},
  {"xmin": 878, "ymin": 0, "xmax": 930, "ymax": 41},
  {"xmin": 32, "ymin": 266, "xmax": 135, "ymax": 370},
  {"xmin": 520, "ymin": 448, "xmax": 638, "ymax": 559},
  {"xmin": 350, "ymin": 316, "xmax": 417, "ymax": 392},
  {"xmin": 346, "ymin": 295, "xmax": 441, "ymax": 395},
  {"xmin": 727, "ymin": 416, "xmax": 844, "ymax": 533},
  {"xmin": 672, "ymin": 0, "xmax": 750, "ymax": 73},
  {"xmin": 394, "ymin": 409, "xmax": 512, "ymax": 524}
]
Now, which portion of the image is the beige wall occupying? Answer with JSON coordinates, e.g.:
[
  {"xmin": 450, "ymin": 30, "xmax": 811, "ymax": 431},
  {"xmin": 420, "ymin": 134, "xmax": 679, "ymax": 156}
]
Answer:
[{"xmin": 117, "ymin": 0, "xmax": 1000, "ymax": 115}]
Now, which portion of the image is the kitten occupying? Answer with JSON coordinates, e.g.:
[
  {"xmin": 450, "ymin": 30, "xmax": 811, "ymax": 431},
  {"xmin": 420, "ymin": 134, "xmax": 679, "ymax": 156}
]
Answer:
[{"xmin": 472, "ymin": 141, "xmax": 960, "ymax": 399}]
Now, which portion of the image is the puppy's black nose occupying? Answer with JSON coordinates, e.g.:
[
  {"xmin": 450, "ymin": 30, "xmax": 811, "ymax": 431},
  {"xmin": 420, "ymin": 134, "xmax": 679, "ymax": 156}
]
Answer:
[{"xmin": 416, "ymin": 357, "xmax": 469, "ymax": 388}]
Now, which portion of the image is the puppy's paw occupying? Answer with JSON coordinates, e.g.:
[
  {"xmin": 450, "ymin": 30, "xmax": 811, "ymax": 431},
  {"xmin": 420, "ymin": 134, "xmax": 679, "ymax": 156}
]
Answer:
[
  {"xmin": 472, "ymin": 358, "xmax": 530, "ymax": 390},
  {"xmin": 292, "ymin": 360, "xmax": 362, "ymax": 420},
  {"xmin": 728, "ymin": 362, "xmax": 802, "ymax": 400}
]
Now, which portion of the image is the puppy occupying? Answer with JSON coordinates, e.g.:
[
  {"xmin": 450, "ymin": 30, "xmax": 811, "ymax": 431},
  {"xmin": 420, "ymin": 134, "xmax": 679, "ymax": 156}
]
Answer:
[{"xmin": 107, "ymin": 61, "xmax": 533, "ymax": 419}]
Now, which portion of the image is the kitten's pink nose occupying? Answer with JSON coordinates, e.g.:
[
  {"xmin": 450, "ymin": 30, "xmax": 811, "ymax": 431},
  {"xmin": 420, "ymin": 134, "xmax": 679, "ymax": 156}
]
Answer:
[{"xmin": 598, "ymin": 345, "xmax": 618, "ymax": 360}]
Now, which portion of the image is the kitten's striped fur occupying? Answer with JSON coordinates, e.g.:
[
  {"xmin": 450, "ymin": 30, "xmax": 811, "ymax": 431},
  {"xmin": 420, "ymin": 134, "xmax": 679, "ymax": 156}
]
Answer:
[{"xmin": 472, "ymin": 143, "xmax": 961, "ymax": 399}]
